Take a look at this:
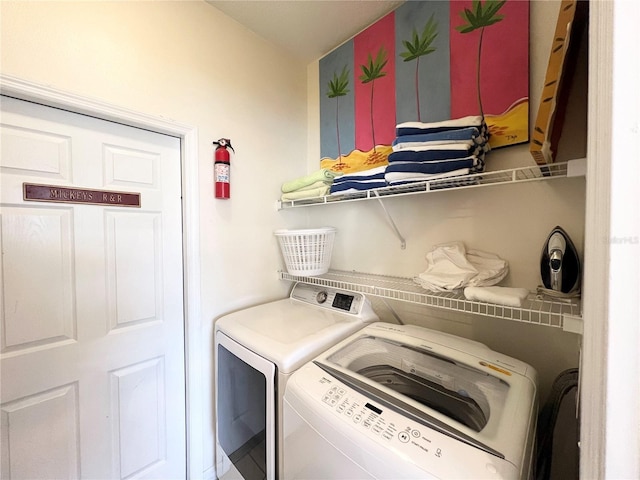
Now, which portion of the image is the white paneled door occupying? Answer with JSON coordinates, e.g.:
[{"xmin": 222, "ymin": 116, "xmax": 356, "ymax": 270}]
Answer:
[{"xmin": 0, "ymin": 97, "xmax": 186, "ymax": 479}]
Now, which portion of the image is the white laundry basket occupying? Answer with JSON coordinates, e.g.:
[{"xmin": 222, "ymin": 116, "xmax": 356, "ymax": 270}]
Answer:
[{"xmin": 274, "ymin": 227, "xmax": 336, "ymax": 276}]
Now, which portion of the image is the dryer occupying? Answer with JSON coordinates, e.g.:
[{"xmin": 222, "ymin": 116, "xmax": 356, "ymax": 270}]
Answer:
[
  {"xmin": 214, "ymin": 283, "xmax": 379, "ymax": 480},
  {"xmin": 283, "ymin": 322, "xmax": 538, "ymax": 479}
]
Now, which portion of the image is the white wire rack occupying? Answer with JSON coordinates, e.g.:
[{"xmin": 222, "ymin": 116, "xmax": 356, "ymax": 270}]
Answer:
[
  {"xmin": 277, "ymin": 160, "xmax": 583, "ymax": 209},
  {"xmin": 279, "ymin": 269, "xmax": 582, "ymax": 332}
]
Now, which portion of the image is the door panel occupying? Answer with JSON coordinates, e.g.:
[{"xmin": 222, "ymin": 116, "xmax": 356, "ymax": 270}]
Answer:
[
  {"xmin": 0, "ymin": 96, "xmax": 186, "ymax": 479},
  {"xmin": 111, "ymin": 357, "xmax": 167, "ymax": 479},
  {"xmin": 1, "ymin": 383, "xmax": 80, "ymax": 480},
  {"xmin": 106, "ymin": 211, "xmax": 162, "ymax": 328},
  {"xmin": 0, "ymin": 123, "xmax": 71, "ymax": 179},
  {"xmin": 1, "ymin": 206, "xmax": 76, "ymax": 353}
]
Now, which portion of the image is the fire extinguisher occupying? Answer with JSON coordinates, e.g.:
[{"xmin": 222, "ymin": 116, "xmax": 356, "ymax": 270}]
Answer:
[{"xmin": 213, "ymin": 138, "xmax": 234, "ymax": 199}]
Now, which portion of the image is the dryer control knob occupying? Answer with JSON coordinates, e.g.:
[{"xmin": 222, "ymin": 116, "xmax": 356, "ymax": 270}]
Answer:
[{"xmin": 316, "ymin": 291, "xmax": 328, "ymax": 304}]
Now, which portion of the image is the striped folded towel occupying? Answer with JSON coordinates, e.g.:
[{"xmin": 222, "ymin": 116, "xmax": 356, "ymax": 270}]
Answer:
[
  {"xmin": 385, "ymin": 168, "xmax": 472, "ymax": 185},
  {"xmin": 392, "ymin": 127, "xmax": 484, "ymax": 151},
  {"xmin": 396, "ymin": 115, "xmax": 485, "ymax": 136},
  {"xmin": 385, "ymin": 157, "xmax": 479, "ymax": 176},
  {"xmin": 388, "ymin": 143, "xmax": 480, "ymax": 163}
]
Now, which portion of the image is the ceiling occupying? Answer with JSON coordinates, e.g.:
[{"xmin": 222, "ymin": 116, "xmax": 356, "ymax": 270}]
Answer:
[{"xmin": 207, "ymin": 1, "xmax": 404, "ymax": 64}]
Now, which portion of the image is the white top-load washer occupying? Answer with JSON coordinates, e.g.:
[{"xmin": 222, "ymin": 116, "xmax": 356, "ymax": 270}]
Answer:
[
  {"xmin": 214, "ymin": 282, "xmax": 379, "ymax": 480},
  {"xmin": 283, "ymin": 322, "xmax": 538, "ymax": 480}
]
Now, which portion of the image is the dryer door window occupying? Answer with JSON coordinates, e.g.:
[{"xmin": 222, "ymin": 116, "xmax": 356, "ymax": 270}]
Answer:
[{"xmin": 216, "ymin": 332, "xmax": 276, "ymax": 480}]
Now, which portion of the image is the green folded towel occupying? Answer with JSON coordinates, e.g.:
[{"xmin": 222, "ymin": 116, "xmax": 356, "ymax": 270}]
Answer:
[
  {"xmin": 281, "ymin": 185, "xmax": 330, "ymax": 201},
  {"xmin": 293, "ymin": 180, "xmax": 332, "ymax": 192},
  {"xmin": 281, "ymin": 168, "xmax": 340, "ymax": 193}
]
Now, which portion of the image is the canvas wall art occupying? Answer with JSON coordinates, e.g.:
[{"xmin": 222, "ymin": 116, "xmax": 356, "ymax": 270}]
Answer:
[{"xmin": 319, "ymin": 0, "xmax": 529, "ymax": 173}]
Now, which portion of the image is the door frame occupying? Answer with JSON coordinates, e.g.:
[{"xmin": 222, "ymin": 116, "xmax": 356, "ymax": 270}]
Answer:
[{"xmin": 0, "ymin": 74, "xmax": 204, "ymax": 478}]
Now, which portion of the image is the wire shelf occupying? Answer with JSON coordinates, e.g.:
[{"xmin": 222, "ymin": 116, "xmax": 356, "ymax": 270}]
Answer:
[
  {"xmin": 279, "ymin": 269, "xmax": 582, "ymax": 331},
  {"xmin": 278, "ymin": 161, "xmax": 580, "ymax": 209}
]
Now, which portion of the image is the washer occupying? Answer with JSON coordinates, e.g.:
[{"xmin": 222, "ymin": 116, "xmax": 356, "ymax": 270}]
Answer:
[
  {"xmin": 214, "ymin": 282, "xmax": 379, "ymax": 480},
  {"xmin": 283, "ymin": 322, "xmax": 538, "ymax": 479}
]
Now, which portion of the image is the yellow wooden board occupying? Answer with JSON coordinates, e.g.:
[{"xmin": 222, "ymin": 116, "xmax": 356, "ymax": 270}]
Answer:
[{"xmin": 530, "ymin": 1, "xmax": 587, "ymax": 165}]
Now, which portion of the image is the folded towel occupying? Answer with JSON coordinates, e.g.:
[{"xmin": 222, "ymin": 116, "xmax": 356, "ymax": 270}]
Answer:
[
  {"xmin": 330, "ymin": 180, "xmax": 388, "ymax": 194},
  {"xmin": 388, "ymin": 144, "xmax": 480, "ymax": 163},
  {"xmin": 385, "ymin": 168, "xmax": 472, "ymax": 185},
  {"xmin": 330, "ymin": 187, "xmax": 387, "ymax": 195},
  {"xmin": 281, "ymin": 169, "xmax": 340, "ymax": 193},
  {"xmin": 388, "ymin": 172, "xmax": 480, "ymax": 190},
  {"xmin": 332, "ymin": 166, "xmax": 386, "ymax": 184},
  {"xmin": 290, "ymin": 180, "xmax": 332, "ymax": 192},
  {"xmin": 280, "ymin": 185, "xmax": 330, "ymax": 201},
  {"xmin": 463, "ymin": 286, "xmax": 530, "ymax": 307},
  {"xmin": 385, "ymin": 157, "xmax": 478, "ymax": 175},
  {"xmin": 392, "ymin": 127, "xmax": 483, "ymax": 149},
  {"xmin": 396, "ymin": 115, "xmax": 484, "ymax": 136},
  {"xmin": 414, "ymin": 242, "xmax": 509, "ymax": 292}
]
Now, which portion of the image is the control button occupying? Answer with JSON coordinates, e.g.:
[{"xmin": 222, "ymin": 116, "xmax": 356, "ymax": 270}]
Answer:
[
  {"xmin": 353, "ymin": 414, "xmax": 362, "ymax": 423},
  {"xmin": 398, "ymin": 432, "xmax": 410, "ymax": 443},
  {"xmin": 316, "ymin": 291, "xmax": 328, "ymax": 304},
  {"xmin": 411, "ymin": 429, "xmax": 420, "ymax": 438}
]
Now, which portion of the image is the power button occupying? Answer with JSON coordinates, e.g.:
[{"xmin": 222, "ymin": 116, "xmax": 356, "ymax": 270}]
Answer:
[{"xmin": 316, "ymin": 291, "xmax": 328, "ymax": 304}]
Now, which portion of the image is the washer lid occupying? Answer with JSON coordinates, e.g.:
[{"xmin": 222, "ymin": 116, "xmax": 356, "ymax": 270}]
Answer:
[
  {"xmin": 309, "ymin": 322, "xmax": 538, "ymax": 466},
  {"xmin": 215, "ymin": 291, "xmax": 378, "ymax": 373},
  {"xmin": 323, "ymin": 334, "xmax": 508, "ymax": 432}
]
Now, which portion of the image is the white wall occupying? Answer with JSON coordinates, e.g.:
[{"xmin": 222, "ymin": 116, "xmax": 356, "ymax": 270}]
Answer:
[
  {"xmin": 305, "ymin": 0, "xmax": 585, "ymax": 403},
  {"xmin": 1, "ymin": 1, "xmax": 308, "ymax": 476}
]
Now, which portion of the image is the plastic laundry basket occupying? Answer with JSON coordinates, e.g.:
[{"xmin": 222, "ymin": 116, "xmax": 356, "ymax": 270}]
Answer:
[{"xmin": 274, "ymin": 227, "xmax": 336, "ymax": 276}]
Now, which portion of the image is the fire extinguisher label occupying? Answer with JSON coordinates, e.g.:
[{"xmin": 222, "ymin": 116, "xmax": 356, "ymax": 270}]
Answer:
[{"xmin": 215, "ymin": 163, "xmax": 230, "ymax": 182}]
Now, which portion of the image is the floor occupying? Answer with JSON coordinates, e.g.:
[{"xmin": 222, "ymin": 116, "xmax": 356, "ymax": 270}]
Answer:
[{"xmin": 228, "ymin": 430, "xmax": 267, "ymax": 480}]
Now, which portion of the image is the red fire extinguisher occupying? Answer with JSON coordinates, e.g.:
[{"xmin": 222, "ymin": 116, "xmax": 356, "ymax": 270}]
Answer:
[{"xmin": 213, "ymin": 138, "xmax": 234, "ymax": 199}]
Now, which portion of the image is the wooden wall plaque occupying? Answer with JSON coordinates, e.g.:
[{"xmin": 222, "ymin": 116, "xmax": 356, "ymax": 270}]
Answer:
[
  {"xmin": 23, "ymin": 183, "xmax": 141, "ymax": 207},
  {"xmin": 530, "ymin": 0, "xmax": 588, "ymax": 165}
]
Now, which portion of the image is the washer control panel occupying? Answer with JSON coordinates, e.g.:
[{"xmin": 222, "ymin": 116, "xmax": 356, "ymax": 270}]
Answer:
[
  {"xmin": 320, "ymin": 383, "xmax": 443, "ymax": 458},
  {"xmin": 290, "ymin": 283, "xmax": 365, "ymax": 315},
  {"xmin": 296, "ymin": 364, "xmax": 519, "ymax": 480}
]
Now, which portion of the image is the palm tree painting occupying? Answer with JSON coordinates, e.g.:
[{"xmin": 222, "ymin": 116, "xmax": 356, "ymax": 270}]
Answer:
[
  {"xmin": 400, "ymin": 13, "xmax": 439, "ymax": 122},
  {"xmin": 318, "ymin": 1, "xmax": 529, "ymax": 173},
  {"xmin": 359, "ymin": 46, "xmax": 388, "ymax": 157},
  {"xmin": 326, "ymin": 65, "xmax": 350, "ymax": 167},
  {"xmin": 455, "ymin": 0, "xmax": 507, "ymax": 117}
]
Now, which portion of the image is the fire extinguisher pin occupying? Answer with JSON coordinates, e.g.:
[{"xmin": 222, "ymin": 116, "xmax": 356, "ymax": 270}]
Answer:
[{"xmin": 213, "ymin": 138, "xmax": 234, "ymax": 152}]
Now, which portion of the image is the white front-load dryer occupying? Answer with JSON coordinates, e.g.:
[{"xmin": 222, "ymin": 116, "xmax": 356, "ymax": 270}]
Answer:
[
  {"xmin": 214, "ymin": 283, "xmax": 379, "ymax": 480},
  {"xmin": 283, "ymin": 322, "xmax": 538, "ymax": 479}
]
